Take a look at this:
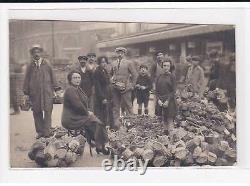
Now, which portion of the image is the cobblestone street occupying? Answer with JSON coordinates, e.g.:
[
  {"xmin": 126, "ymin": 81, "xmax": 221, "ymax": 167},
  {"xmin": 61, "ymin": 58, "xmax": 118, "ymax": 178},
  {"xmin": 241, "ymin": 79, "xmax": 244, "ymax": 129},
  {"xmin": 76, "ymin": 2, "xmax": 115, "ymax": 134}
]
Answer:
[
  {"xmin": 10, "ymin": 104, "xmax": 107, "ymax": 168},
  {"xmin": 10, "ymin": 97, "xmax": 155, "ymax": 168}
]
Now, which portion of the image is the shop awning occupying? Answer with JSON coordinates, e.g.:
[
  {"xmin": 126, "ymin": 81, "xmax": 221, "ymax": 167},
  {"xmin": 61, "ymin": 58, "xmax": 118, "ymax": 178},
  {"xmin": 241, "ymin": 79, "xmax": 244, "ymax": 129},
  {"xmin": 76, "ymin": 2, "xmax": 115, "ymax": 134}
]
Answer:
[{"xmin": 96, "ymin": 24, "xmax": 234, "ymax": 49}]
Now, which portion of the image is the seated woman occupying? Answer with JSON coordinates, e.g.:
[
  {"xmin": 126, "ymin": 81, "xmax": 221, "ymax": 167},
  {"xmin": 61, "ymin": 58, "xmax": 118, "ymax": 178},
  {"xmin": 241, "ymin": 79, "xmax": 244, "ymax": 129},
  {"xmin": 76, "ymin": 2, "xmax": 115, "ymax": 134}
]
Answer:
[{"xmin": 61, "ymin": 70, "xmax": 109, "ymax": 155}]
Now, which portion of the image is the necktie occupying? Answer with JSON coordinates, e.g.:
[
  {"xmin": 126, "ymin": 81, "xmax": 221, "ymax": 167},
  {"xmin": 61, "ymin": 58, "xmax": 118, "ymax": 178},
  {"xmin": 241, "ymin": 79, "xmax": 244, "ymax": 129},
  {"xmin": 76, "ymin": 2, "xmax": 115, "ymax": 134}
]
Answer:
[{"xmin": 117, "ymin": 59, "xmax": 121, "ymax": 70}]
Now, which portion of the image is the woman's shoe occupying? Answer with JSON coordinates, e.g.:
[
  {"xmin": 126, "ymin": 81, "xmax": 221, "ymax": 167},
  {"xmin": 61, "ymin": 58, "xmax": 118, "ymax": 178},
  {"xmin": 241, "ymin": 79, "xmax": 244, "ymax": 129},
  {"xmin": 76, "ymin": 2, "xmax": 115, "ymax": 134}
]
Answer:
[
  {"xmin": 95, "ymin": 148, "xmax": 100, "ymax": 155},
  {"xmin": 163, "ymin": 130, "xmax": 169, "ymax": 135},
  {"xmin": 96, "ymin": 147, "xmax": 110, "ymax": 155},
  {"xmin": 36, "ymin": 133, "xmax": 43, "ymax": 139}
]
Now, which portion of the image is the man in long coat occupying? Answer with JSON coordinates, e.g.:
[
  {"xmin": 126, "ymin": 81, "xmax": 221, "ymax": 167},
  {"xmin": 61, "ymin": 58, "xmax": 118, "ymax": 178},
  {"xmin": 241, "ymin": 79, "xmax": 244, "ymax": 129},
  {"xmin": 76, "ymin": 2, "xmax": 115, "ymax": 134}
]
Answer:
[
  {"xmin": 23, "ymin": 45, "xmax": 60, "ymax": 139},
  {"xmin": 185, "ymin": 55, "xmax": 205, "ymax": 97}
]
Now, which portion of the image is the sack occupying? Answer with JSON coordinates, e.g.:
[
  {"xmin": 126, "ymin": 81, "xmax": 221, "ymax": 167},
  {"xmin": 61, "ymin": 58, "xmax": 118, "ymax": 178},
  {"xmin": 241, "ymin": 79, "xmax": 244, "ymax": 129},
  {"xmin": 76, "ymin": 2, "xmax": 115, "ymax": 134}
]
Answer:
[
  {"xmin": 20, "ymin": 96, "xmax": 32, "ymax": 111},
  {"xmin": 113, "ymin": 81, "xmax": 126, "ymax": 92}
]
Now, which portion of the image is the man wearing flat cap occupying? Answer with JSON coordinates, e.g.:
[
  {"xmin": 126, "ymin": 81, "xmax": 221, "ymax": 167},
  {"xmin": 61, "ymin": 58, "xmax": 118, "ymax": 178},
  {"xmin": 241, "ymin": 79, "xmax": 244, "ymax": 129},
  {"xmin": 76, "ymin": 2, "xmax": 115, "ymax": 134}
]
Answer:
[
  {"xmin": 149, "ymin": 51, "xmax": 167, "ymax": 116},
  {"xmin": 23, "ymin": 45, "xmax": 61, "ymax": 139},
  {"xmin": 111, "ymin": 47, "xmax": 137, "ymax": 130},
  {"xmin": 150, "ymin": 51, "xmax": 165, "ymax": 84},
  {"xmin": 75, "ymin": 55, "xmax": 95, "ymax": 111},
  {"xmin": 185, "ymin": 55, "xmax": 205, "ymax": 96}
]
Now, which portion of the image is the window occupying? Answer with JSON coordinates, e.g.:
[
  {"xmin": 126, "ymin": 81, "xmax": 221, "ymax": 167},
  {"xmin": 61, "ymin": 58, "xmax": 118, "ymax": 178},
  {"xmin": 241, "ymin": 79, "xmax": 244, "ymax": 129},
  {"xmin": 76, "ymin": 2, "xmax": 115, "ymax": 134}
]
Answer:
[{"xmin": 206, "ymin": 41, "xmax": 223, "ymax": 54}]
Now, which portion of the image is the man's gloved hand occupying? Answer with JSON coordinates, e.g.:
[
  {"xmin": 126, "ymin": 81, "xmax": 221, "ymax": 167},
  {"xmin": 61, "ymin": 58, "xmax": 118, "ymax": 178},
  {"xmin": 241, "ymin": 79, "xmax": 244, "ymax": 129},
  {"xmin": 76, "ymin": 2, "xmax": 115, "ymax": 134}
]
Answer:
[
  {"xmin": 135, "ymin": 84, "xmax": 141, "ymax": 89},
  {"xmin": 55, "ymin": 90, "xmax": 61, "ymax": 98},
  {"xmin": 158, "ymin": 99, "xmax": 163, "ymax": 107},
  {"xmin": 88, "ymin": 111, "xmax": 94, "ymax": 116},
  {"xmin": 102, "ymin": 99, "xmax": 108, "ymax": 104},
  {"xmin": 24, "ymin": 95, "xmax": 29, "ymax": 100},
  {"xmin": 121, "ymin": 83, "xmax": 134, "ymax": 94},
  {"xmin": 163, "ymin": 100, "xmax": 169, "ymax": 108}
]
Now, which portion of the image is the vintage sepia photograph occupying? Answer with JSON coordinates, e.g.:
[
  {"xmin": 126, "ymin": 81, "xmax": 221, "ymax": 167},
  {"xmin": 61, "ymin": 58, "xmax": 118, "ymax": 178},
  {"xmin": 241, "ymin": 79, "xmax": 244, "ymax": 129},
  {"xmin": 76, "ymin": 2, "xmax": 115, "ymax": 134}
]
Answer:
[{"xmin": 9, "ymin": 20, "xmax": 236, "ymax": 168}]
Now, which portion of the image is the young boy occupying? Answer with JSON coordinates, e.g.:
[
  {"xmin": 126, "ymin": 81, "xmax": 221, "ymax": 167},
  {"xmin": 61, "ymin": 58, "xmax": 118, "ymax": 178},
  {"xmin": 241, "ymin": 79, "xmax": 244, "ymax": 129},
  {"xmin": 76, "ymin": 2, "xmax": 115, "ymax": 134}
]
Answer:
[{"xmin": 135, "ymin": 64, "xmax": 153, "ymax": 115}]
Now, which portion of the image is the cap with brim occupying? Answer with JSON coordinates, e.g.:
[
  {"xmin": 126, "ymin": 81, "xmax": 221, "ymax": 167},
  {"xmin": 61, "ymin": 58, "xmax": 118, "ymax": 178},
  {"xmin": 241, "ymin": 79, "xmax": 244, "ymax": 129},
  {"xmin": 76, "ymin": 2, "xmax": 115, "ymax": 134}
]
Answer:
[
  {"xmin": 139, "ymin": 64, "xmax": 148, "ymax": 69},
  {"xmin": 78, "ymin": 56, "xmax": 88, "ymax": 61},
  {"xmin": 164, "ymin": 57, "xmax": 172, "ymax": 62},
  {"xmin": 87, "ymin": 53, "xmax": 96, "ymax": 57},
  {"xmin": 115, "ymin": 47, "xmax": 127, "ymax": 53},
  {"xmin": 155, "ymin": 51, "xmax": 164, "ymax": 56},
  {"xmin": 186, "ymin": 56, "xmax": 192, "ymax": 62},
  {"xmin": 30, "ymin": 45, "xmax": 43, "ymax": 53},
  {"xmin": 191, "ymin": 56, "xmax": 201, "ymax": 62},
  {"xmin": 209, "ymin": 49, "xmax": 219, "ymax": 58}
]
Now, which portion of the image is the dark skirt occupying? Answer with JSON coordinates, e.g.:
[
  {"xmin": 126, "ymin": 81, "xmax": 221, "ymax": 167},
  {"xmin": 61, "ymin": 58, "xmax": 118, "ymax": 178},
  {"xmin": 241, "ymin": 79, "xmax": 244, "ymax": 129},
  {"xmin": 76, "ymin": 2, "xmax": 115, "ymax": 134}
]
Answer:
[
  {"xmin": 155, "ymin": 98, "xmax": 177, "ymax": 120},
  {"xmin": 94, "ymin": 98, "xmax": 114, "ymax": 128}
]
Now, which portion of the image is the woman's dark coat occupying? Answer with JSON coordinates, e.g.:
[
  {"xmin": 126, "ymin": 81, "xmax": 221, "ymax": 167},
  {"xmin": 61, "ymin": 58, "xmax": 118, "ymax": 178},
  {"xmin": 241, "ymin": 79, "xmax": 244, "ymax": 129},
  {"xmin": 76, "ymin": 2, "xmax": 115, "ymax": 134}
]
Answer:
[
  {"xmin": 93, "ymin": 66, "xmax": 114, "ymax": 126},
  {"xmin": 155, "ymin": 72, "xmax": 177, "ymax": 119},
  {"xmin": 61, "ymin": 85, "xmax": 108, "ymax": 145}
]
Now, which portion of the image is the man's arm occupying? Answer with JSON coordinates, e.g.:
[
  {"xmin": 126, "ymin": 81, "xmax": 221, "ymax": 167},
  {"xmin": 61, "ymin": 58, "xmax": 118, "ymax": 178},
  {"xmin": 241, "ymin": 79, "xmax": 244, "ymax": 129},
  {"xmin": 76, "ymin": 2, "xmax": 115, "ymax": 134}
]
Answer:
[
  {"xmin": 149, "ymin": 64, "xmax": 156, "ymax": 83},
  {"xmin": 47, "ymin": 60, "xmax": 61, "ymax": 91},
  {"xmin": 128, "ymin": 61, "xmax": 138, "ymax": 89},
  {"xmin": 147, "ymin": 76, "xmax": 153, "ymax": 90},
  {"xmin": 168, "ymin": 74, "xmax": 176, "ymax": 101},
  {"xmin": 23, "ymin": 64, "xmax": 31, "ymax": 95},
  {"xmin": 197, "ymin": 67, "xmax": 205, "ymax": 95}
]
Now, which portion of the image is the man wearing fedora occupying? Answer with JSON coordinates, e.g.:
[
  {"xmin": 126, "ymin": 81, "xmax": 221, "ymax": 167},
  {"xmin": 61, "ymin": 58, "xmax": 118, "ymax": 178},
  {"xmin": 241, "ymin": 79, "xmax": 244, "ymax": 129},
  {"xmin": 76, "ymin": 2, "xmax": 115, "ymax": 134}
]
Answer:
[
  {"xmin": 23, "ymin": 45, "xmax": 61, "ymax": 139},
  {"xmin": 110, "ymin": 47, "xmax": 137, "ymax": 130}
]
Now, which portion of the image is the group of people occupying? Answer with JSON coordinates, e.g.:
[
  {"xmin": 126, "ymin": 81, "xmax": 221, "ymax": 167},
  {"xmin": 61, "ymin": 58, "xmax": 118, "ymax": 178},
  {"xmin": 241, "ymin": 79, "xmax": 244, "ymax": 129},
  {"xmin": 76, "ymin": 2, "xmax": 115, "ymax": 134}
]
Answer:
[{"xmin": 22, "ymin": 44, "xmax": 235, "ymax": 155}]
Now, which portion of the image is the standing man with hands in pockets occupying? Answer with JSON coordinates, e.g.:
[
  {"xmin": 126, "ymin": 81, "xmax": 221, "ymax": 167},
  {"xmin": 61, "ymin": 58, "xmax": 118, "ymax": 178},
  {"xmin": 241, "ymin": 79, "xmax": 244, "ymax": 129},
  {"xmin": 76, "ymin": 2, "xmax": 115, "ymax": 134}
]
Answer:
[{"xmin": 23, "ymin": 44, "xmax": 61, "ymax": 139}]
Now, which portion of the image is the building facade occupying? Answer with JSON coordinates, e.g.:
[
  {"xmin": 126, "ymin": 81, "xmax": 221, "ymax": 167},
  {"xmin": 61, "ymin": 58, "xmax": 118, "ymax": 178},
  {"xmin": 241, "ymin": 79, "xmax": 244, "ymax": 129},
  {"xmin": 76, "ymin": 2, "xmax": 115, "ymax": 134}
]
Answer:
[
  {"xmin": 96, "ymin": 23, "xmax": 235, "ymax": 64},
  {"xmin": 9, "ymin": 20, "xmax": 117, "ymax": 66}
]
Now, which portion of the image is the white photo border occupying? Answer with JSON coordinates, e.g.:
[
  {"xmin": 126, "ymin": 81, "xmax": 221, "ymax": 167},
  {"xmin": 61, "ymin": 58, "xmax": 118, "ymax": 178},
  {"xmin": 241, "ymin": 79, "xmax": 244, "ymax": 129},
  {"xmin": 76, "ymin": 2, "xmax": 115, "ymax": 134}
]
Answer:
[{"xmin": 1, "ymin": 3, "xmax": 250, "ymax": 183}]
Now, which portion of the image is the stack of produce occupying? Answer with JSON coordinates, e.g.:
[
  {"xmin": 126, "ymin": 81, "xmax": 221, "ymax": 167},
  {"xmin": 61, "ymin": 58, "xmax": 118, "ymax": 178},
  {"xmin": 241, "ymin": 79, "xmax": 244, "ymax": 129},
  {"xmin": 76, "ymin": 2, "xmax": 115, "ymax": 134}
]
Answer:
[
  {"xmin": 108, "ymin": 90, "xmax": 236, "ymax": 167},
  {"xmin": 28, "ymin": 127, "xmax": 86, "ymax": 167}
]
